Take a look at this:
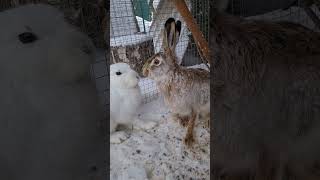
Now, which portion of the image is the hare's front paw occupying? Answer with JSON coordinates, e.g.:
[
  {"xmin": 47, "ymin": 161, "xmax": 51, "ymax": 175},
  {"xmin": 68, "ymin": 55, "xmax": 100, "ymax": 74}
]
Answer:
[
  {"xmin": 184, "ymin": 113, "xmax": 197, "ymax": 147},
  {"xmin": 110, "ymin": 131, "xmax": 130, "ymax": 144},
  {"xmin": 179, "ymin": 116, "xmax": 190, "ymax": 127},
  {"xmin": 171, "ymin": 114, "xmax": 189, "ymax": 127},
  {"xmin": 184, "ymin": 133, "xmax": 195, "ymax": 147}
]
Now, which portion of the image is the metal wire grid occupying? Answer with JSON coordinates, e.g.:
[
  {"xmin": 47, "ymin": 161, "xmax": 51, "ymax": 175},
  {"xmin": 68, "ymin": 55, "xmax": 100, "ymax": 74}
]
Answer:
[
  {"xmin": 138, "ymin": 77, "xmax": 160, "ymax": 103},
  {"xmin": 110, "ymin": 0, "xmax": 209, "ymax": 104},
  {"xmin": 247, "ymin": 5, "xmax": 320, "ymax": 31},
  {"xmin": 110, "ymin": 0, "xmax": 140, "ymax": 37},
  {"xmin": 181, "ymin": 0, "xmax": 209, "ymax": 66},
  {"xmin": 228, "ymin": 0, "xmax": 320, "ymax": 31}
]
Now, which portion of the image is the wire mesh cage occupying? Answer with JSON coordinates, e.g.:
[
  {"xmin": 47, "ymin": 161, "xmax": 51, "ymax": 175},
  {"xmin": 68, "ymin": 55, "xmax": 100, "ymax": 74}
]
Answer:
[
  {"xmin": 227, "ymin": 0, "xmax": 320, "ymax": 31},
  {"xmin": 110, "ymin": 0, "xmax": 210, "ymax": 104},
  {"xmin": 0, "ymin": 0, "xmax": 107, "ymax": 117}
]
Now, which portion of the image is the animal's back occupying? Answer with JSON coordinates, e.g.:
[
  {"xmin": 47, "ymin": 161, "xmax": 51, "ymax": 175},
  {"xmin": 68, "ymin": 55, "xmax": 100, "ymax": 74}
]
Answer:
[{"xmin": 211, "ymin": 12, "xmax": 320, "ymax": 179}]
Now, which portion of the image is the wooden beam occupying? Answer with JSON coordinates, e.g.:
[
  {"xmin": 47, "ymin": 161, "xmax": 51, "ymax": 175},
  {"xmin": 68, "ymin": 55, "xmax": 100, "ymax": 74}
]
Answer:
[{"xmin": 173, "ymin": 0, "xmax": 210, "ymax": 64}]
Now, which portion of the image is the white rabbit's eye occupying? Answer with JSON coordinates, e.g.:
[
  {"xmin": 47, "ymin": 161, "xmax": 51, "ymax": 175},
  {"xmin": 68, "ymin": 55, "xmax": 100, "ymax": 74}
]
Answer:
[
  {"xmin": 18, "ymin": 32, "xmax": 38, "ymax": 44},
  {"xmin": 116, "ymin": 71, "xmax": 122, "ymax": 75}
]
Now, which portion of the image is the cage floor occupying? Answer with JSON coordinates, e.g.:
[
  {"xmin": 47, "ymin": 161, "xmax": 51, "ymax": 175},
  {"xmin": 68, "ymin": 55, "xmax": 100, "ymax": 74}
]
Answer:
[{"xmin": 110, "ymin": 96, "xmax": 210, "ymax": 180}]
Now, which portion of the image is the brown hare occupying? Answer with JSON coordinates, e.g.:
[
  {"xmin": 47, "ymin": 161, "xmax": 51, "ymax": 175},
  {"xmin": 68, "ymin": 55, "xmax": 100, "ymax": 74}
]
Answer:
[{"xmin": 142, "ymin": 18, "xmax": 210, "ymax": 146}]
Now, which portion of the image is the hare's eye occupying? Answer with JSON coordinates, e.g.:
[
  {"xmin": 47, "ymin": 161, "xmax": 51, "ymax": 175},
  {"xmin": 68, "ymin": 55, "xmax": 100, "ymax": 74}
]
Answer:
[
  {"xmin": 154, "ymin": 59, "xmax": 160, "ymax": 65},
  {"xmin": 18, "ymin": 32, "xmax": 38, "ymax": 44},
  {"xmin": 116, "ymin": 71, "xmax": 122, "ymax": 75}
]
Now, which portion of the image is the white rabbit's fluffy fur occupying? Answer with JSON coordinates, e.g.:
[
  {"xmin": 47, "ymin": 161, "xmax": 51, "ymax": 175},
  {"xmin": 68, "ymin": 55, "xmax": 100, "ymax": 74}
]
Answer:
[
  {"xmin": 110, "ymin": 63, "xmax": 142, "ymax": 133},
  {"xmin": 0, "ymin": 4, "xmax": 104, "ymax": 180}
]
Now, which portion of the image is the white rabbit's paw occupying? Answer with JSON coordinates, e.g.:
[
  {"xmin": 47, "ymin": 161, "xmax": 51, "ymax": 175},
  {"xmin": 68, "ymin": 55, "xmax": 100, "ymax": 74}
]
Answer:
[{"xmin": 110, "ymin": 131, "xmax": 130, "ymax": 144}]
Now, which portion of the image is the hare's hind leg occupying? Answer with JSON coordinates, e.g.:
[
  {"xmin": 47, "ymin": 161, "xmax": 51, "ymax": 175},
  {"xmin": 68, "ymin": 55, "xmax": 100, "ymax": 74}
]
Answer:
[{"xmin": 184, "ymin": 111, "xmax": 197, "ymax": 146}]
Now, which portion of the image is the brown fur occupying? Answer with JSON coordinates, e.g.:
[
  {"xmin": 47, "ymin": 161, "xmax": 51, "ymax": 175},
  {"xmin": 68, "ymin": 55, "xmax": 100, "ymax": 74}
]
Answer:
[
  {"xmin": 144, "ymin": 53, "xmax": 209, "ymax": 147},
  {"xmin": 211, "ymin": 6, "xmax": 320, "ymax": 180},
  {"xmin": 184, "ymin": 111, "xmax": 197, "ymax": 146},
  {"xmin": 142, "ymin": 18, "xmax": 210, "ymax": 147}
]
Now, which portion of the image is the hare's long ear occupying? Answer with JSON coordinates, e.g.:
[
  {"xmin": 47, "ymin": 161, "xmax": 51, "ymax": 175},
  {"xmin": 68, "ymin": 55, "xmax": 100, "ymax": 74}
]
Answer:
[
  {"xmin": 163, "ymin": 18, "xmax": 180, "ymax": 53},
  {"xmin": 174, "ymin": 20, "xmax": 181, "ymax": 50},
  {"xmin": 162, "ymin": 18, "xmax": 175, "ymax": 52}
]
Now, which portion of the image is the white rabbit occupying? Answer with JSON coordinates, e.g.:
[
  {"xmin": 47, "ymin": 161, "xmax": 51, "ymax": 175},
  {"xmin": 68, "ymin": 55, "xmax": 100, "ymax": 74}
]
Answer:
[
  {"xmin": 0, "ymin": 4, "xmax": 105, "ymax": 180},
  {"xmin": 110, "ymin": 63, "xmax": 142, "ymax": 143}
]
